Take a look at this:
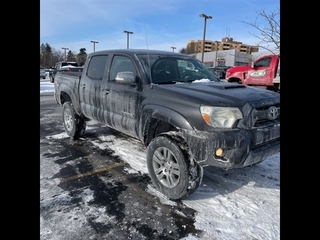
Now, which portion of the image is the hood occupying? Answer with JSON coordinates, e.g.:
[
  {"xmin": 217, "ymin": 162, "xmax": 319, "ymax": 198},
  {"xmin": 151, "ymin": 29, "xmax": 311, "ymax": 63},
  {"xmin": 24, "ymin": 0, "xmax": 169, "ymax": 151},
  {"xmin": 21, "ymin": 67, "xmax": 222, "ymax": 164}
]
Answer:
[
  {"xmin": 150, "ymin": 81, "xmax": 280, "ymax": 108},
  {"xmin": 227, "ymin": 65, "xmax": 250, "ymax": 74}
]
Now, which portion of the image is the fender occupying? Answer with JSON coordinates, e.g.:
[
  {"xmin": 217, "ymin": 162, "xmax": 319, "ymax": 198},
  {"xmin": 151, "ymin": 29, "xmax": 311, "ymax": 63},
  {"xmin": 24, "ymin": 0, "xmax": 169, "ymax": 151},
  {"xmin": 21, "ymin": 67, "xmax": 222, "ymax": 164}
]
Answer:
[
  {"xmin": 143, "ymin": 104, "xmax": 194, "ymax": 130},
  {"xmin": 226, "ymin": 71, "xmax": 245, "ymax": 84}
]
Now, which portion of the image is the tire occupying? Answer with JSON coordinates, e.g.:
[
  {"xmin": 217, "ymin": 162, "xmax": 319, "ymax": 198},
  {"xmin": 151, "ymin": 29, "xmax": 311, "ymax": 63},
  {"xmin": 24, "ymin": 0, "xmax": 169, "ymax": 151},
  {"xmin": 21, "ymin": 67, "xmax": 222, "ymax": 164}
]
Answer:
[
  {"xmin": 62, "ymin": 102, "xmax": 86, "ymax": 139},
  {"xmin": 50, "ymin": 76, "xmax": 54, "ymax": 83},
  {"xmin": 146, "ymin": 135, "xmax": 203, "ymax": 200},
  {"xmin": 274, "ymin": 83, "xmax": 280, "ymax": 92}
]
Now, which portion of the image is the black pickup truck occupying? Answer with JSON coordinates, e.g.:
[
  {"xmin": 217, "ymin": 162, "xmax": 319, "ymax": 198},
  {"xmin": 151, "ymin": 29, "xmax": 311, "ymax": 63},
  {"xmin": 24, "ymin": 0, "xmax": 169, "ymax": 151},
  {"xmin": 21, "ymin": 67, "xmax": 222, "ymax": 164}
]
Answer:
[
  {"xmin": 49, "ymin": 61, "xmax": 83, "ymax": 83},
  {"xmin": 54, "ymin": 49, "xmax": 280, "ymax": 200}
]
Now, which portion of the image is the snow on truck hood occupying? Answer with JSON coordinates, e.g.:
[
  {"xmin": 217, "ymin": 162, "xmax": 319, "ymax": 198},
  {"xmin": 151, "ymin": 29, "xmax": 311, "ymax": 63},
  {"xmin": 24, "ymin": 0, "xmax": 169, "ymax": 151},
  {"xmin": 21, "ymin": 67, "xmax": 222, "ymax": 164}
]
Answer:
[{"xmin": 152, "ymin": 79, "xmax": 280, "ymax": 107}]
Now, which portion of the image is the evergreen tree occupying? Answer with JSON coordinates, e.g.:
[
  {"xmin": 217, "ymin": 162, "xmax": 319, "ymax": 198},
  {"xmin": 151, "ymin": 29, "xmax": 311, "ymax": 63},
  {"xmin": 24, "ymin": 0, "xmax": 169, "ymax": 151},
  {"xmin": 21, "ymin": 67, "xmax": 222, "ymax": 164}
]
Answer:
[{"xmin": 77, "ymin": 48, "xmax": 87, "ymax": 66}]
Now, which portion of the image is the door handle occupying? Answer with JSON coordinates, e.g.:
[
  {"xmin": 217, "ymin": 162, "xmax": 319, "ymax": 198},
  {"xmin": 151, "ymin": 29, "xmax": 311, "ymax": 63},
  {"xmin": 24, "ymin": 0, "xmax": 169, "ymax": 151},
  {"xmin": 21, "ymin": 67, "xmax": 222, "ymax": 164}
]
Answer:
[{"xmin": 102, "ymin": 89, "xmax": 110, "ymax": 94}]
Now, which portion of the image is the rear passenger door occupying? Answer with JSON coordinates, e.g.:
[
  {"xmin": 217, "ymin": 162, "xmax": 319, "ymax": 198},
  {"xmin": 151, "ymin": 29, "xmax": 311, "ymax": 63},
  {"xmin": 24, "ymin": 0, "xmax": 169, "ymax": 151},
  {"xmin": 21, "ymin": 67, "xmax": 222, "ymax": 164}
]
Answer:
[{"xmin": 79, "ymin": 54, "xmax": 109, "ymax": 122}]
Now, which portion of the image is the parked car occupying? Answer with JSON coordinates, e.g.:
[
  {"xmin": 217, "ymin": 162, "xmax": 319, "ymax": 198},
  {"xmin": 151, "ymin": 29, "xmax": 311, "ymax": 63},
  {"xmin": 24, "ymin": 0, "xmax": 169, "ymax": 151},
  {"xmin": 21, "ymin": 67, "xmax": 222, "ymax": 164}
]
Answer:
[
  {"xmin": 40, "ymin": 67, "xmax": 46, "ymax": 79},
  {"xmin": 208, "ymin": 66, "xmax": 232, "ymax": 79},
  {"xmin": 49, "ymin": 61, "xmax": 82, "ymax": 83}
]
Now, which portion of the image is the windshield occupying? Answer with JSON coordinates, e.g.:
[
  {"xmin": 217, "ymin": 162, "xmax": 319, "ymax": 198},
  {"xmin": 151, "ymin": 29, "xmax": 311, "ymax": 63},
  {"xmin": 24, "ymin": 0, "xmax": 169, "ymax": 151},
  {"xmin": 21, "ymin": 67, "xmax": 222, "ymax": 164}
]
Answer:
[{"xmin": 137, "ymin": 54, "xmax": 220, "ymax": 84}]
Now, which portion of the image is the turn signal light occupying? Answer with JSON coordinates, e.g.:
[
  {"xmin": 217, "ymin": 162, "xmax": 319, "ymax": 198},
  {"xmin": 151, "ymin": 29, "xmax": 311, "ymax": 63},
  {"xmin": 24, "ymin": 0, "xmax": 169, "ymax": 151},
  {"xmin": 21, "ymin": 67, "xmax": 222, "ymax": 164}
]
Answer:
[{"xmin": 215, "ymin": 148, "xmax": 223, "ymax": 157}]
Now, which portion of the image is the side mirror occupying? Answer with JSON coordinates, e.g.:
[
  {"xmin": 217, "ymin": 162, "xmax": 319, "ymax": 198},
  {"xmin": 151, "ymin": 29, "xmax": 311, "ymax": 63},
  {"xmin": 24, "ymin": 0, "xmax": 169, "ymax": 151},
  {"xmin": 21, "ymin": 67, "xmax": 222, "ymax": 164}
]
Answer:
[{"xmin": 115, "ymin": 71, "xmax": 136, "ymax": 85}]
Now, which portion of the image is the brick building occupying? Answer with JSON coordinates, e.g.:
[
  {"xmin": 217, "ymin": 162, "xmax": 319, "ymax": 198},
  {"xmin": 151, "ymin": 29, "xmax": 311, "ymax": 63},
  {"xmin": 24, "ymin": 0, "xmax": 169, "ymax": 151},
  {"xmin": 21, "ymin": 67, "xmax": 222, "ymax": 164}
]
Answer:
[{"xmin": 186, "ymin": 37, "xmax": 259, "ymax": 55}]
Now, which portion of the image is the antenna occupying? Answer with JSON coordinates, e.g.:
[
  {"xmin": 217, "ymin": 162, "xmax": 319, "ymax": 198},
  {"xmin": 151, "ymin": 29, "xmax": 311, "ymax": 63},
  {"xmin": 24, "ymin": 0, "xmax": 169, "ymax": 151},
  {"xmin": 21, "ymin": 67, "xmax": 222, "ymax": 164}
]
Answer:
[
  {"xmin": 144, "ymin": 19, "xmax": 149, "ymax": 50},
  {"xmin": 143, "ymin": 18, "xmax": 153, "ymax": 85}
]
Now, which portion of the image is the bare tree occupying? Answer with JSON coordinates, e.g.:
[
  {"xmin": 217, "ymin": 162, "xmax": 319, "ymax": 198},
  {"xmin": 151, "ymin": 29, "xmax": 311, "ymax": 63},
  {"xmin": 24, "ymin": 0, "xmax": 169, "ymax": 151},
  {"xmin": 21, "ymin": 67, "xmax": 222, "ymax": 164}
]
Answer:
[
  {"xmin": 241, "ymin": 8, "xmax": 280, "ymax": 54},
  {"xmin": 215, "ymin": 52, "xmax": 227, "ymax": 66}
]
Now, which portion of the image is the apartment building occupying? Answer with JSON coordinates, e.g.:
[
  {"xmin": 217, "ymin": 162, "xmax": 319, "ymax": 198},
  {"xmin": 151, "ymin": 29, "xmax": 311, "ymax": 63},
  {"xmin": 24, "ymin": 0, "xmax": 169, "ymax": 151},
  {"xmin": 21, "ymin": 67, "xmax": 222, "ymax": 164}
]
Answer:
[{"xmin": 186, "ymin": 37, "xmax": 259, "ymax": 55}]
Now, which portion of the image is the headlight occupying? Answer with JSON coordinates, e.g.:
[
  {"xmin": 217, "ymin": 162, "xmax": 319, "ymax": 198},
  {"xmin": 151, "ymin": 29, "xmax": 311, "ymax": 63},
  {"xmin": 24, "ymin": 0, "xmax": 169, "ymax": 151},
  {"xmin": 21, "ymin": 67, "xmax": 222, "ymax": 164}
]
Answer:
[{"xmin": 200, "ymin": 106, "xmax": 243, "ymax": 128}]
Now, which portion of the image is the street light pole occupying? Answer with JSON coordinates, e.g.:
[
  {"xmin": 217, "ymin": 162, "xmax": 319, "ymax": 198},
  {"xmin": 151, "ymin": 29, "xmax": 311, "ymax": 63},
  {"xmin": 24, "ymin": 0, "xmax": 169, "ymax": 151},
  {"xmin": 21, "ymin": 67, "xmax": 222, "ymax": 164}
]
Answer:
[
  {"xmin": 62, "ymin": 47, "xmax": 69, "ymax": 61},
  {"xmin": 171, "ymin": 47, "xmax": 176, "ymax": 52},
  {"xmin": 123, "ymin": 30, "xmax": 133, "ymax": 49},
  {"xmin": 199, "ymin": 13, "xmax": 212, "ymax": 63},
  {"xmin": 90, "ymin": 40, "xmax": 99, "ymax": 52},
  {"xmin": 215, "ymin": 41, "xmax": 218, "ymax": 67}
]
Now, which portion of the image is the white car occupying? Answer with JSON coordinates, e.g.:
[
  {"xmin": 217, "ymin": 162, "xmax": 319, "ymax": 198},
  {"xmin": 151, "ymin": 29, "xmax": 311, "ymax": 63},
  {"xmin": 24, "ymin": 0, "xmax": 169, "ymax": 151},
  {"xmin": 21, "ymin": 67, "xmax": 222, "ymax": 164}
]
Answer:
[{"xmin": 40, "ymin": 68, "xmax": 46, "ymax": 79}]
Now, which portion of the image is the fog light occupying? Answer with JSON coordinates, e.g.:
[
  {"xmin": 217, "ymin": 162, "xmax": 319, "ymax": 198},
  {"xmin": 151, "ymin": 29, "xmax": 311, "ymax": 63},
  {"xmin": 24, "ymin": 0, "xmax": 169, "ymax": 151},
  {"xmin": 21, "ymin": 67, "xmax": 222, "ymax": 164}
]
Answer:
[{"xmin": 215, "ymin": 148, "xmax": 223, "ymax": 157}]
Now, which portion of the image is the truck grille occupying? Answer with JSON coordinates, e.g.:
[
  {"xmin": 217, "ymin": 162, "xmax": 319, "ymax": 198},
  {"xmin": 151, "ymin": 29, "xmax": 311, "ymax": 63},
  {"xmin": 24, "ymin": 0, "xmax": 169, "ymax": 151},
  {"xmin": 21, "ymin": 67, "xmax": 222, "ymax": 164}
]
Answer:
[{"xmin": 249, "ymin": 103, "xmax": 280, "ymax": 128}]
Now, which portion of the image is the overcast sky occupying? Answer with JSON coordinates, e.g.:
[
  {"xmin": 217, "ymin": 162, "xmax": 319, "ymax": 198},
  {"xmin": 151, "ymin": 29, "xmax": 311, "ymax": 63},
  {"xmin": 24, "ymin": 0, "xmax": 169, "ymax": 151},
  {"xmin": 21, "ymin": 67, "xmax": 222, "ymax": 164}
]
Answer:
[
  {"xmin": 40, "ymin": 0, "xmax": 279, "ymax": 54},
  {"xmin": 41, "ymin": 79, "xmax": 280, "ymax": 239}
]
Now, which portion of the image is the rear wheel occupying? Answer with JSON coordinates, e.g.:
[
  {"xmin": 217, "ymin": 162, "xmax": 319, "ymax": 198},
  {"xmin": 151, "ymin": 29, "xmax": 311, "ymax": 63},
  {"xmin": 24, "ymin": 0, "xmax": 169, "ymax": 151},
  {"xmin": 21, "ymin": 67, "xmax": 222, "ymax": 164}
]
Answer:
[
  {"xmin": 146, "ymin": 135, "xmax": 203, "ymax": 200},
  {"xmin": 62, "ymin": 102, "xmax": 86, "ymax": 139},
  {"xmin": 50, "ymin": 76, "xmax": 54, "ymax": 83}
]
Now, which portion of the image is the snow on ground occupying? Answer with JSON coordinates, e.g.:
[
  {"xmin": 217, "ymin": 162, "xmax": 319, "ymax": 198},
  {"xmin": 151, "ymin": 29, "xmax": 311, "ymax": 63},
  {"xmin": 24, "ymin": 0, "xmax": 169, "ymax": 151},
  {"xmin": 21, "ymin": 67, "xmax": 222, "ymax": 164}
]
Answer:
[{"xmin": 91, "ymin": 132, "xmax": 280, "ymax": 240}]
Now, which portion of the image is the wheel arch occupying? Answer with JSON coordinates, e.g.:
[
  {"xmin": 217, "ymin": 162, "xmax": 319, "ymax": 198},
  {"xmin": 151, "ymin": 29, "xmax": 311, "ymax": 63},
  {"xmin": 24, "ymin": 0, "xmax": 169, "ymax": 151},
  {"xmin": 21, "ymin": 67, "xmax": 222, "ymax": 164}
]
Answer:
[
  {"xmin": 227, "ymin": 77, "xmax": 242, "ymax": 84},
  {"xmin": 59, "ymin": 91, "xmax": 82, "ymax": 116},
  {"xmin": 141, "ymin": 104, "xmax": 194, "ymax": 146}
]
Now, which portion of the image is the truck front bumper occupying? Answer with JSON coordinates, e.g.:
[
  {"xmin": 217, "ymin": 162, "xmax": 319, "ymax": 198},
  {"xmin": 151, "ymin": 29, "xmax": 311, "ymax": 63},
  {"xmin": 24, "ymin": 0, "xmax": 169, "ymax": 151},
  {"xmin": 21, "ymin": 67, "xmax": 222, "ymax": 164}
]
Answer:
[{"xmin": 181, "ymin": 124, "xmax": 280, "ymax": 169}]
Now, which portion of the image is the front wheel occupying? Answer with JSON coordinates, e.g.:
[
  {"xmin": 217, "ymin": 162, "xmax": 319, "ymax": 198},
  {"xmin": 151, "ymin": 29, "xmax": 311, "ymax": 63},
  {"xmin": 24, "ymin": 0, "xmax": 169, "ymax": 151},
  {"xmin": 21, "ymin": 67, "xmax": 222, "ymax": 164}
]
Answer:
[
  {"xmin": 62, "ymin": 102, "xmax": 86, "ymax": 139},
  {"xmin": 146, "ymin": 135, "xmax": 203, "ymax": 200}
]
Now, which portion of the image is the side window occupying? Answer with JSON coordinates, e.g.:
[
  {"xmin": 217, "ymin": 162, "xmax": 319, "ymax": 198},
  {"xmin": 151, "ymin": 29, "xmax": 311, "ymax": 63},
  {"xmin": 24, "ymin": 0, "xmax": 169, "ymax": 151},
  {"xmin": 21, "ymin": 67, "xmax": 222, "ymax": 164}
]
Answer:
[
  {"xmin": 109, "ymin": 56, "xmax": 136, "ymax": 81},
  {"xmin": 86, "ymin": 55, "xmax": 109, "ymax": 80},
  {"xmin": 255, "ymin": 57, "xmax": 272, "ymax": 67}
]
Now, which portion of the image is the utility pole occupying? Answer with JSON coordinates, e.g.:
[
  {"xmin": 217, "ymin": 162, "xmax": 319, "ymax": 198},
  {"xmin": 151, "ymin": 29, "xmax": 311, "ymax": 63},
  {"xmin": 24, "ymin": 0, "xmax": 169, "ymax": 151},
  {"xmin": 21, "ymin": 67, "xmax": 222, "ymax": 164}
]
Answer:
[
  {"xmin": 123, "ymin": 30, "xmax": 133, "ymax": 49},
  {"xmin": 199, "ymin": 13, "xmax": 212, "ymax": 63},
  {"xmin": 171, "ymin": 47, "xmax": 176, "ymax": 52},
  {"xmin": 90, "ymin": 40, "xmax": 99, "ymax": 52},
  {"xmin": 62, "ymin": 47, "xmax": 68, "ymax": 61}
]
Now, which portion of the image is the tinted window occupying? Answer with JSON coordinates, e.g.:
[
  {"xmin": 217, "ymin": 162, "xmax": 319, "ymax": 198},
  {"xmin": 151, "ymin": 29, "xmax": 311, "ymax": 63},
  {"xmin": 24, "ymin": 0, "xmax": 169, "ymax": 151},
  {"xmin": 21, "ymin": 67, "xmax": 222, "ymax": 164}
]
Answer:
[
  {"xmin": 137, "ymin": 54, "xmax": 219, "ymax": 83},
  {"xmin": 109, "ymin": 56, "xmax": 136, "ymax": 81},
  {"xmin": 61, "ymin": 62, "xmax": 78, "ymax": 67},
  {"xmin": 255, "ymin": 57, "xmax": 272, "ymax": 67},
  {"xmin": 86, "ymin": 55, "xmax": 109, "ymax": 80}
]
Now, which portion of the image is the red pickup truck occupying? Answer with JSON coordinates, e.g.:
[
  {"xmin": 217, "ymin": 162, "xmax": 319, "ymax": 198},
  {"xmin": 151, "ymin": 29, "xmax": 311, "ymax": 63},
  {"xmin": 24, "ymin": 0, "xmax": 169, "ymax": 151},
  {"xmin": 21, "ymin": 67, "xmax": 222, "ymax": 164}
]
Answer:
[{"xmin": 225, "ymin": 54, "xmax": 280, "ymax": 92}]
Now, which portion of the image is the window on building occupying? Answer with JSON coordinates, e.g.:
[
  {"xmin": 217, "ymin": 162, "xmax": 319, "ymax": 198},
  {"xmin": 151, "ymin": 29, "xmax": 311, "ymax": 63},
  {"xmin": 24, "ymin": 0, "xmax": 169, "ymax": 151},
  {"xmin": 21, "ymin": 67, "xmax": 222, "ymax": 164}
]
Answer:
[{"xmin": 217, "ymin": 58, "xmax": 226, "ymax": 66}]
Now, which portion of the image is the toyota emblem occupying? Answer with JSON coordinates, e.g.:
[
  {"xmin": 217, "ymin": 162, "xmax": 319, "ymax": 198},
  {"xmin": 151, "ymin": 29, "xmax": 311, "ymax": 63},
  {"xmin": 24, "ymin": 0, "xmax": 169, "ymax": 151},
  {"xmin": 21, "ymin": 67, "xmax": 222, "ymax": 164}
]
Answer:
[{"xmin": 267, "ymin": 106, "xmax": 279, "ymax": 120}]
